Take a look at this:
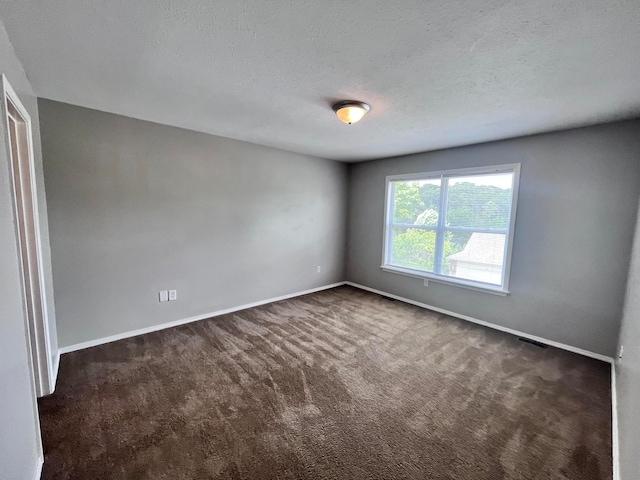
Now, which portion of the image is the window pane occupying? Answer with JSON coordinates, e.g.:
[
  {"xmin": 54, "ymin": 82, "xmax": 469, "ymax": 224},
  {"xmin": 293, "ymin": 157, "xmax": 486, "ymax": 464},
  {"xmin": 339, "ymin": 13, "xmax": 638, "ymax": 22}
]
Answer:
[
  {"xmin": 392, "ymin": 179, "xmax": 440, "ymax": 226},
  {"xmin": 446, "ymin": 173, "xmax": 513, "ymax": 229},
  {"xmin": 444, "ymin": 231, "xmax": 506, "ymax": 285},
  {"xmin": 390, "ymin": 227, "xmax": 436, "ymax": 273}
]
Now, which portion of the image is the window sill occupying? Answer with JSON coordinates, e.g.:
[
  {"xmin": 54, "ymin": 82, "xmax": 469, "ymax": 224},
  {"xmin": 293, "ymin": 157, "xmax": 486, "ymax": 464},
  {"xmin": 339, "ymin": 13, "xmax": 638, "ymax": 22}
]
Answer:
[{"xmin": 380, "ymin": 265, "xmax": 510, "ymax": 296}]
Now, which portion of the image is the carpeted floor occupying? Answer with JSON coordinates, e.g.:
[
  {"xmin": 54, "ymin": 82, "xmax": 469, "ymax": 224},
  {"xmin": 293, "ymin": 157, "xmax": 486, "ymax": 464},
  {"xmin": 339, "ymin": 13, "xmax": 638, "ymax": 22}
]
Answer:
[{"xmin": 39, "ymin": 286, "xmax": 612, "ymax": 479}]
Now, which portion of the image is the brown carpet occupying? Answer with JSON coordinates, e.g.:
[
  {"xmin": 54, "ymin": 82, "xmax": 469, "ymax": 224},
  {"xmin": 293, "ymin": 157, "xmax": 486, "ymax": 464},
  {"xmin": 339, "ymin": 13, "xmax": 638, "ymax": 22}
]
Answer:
[{"xmin": 39, "ymin": 286, "xmax": 612, "ymax": 479}]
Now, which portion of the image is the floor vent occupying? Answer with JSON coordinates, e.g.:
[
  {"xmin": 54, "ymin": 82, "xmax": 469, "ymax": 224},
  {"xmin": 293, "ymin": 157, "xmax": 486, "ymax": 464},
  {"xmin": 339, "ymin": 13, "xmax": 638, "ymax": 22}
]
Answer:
[
  {"xmin": 519, "ymin": 337, "xmax": 548, "ymax": 349},
  {"xmin": 383, "ymin": 296, "xmax": 397, "ymax": 302}
]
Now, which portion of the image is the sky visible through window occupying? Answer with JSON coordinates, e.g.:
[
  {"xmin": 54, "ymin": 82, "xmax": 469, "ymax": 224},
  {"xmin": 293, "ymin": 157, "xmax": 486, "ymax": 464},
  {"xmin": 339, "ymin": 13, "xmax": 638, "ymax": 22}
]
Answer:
[{"xmin": 449, "ymin": 173, "xmax": 512, "ymax": 189}]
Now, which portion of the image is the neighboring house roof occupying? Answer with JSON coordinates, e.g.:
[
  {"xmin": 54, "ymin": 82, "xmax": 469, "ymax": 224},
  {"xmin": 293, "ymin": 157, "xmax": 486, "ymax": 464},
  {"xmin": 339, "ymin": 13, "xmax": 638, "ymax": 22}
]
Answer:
[{"xmin": 447, "ymin": 232, "xmax": 505, "ymax": 266}]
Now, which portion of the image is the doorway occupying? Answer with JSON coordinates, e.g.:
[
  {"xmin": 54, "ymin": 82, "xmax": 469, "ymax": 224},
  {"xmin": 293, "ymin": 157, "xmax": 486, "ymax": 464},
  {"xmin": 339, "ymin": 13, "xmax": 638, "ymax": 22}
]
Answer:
[{"xmin": 2, "ymin": 75, "xmax": 54, "ymax": 397}]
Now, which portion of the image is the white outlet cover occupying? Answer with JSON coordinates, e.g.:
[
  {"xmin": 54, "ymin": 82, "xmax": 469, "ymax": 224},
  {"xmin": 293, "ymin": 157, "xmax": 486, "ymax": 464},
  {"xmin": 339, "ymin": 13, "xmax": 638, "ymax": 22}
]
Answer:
[
  {"xmin": 159, "ymin": 291, "xmax": 169, "ymax": 302},
  {"xmin": 169, "ymin": 290, "xmax": 177, "ymax": 301}
]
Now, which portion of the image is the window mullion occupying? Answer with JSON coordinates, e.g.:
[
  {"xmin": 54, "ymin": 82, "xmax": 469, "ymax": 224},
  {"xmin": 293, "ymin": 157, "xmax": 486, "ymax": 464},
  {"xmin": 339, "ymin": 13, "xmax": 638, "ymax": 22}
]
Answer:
[
  {"xmin": 444, "ymin": 226, "xmax": 508, "ymax": 234},
  {"xmin": 434, "ymin": 176, "xmax": 449, "ymax": 275}
]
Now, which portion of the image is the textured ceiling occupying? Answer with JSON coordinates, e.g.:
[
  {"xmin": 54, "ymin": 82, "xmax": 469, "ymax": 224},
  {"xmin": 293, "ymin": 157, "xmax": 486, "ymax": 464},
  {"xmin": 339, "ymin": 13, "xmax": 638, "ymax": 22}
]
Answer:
[{"xmin": 1, "ymin": 1, "xmax": 639, "ymax": 162}]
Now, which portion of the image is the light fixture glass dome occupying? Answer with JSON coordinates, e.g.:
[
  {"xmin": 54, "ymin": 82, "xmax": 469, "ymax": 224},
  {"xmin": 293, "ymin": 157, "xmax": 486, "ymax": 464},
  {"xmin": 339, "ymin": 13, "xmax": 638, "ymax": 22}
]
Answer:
[{"xmin": 333, "ymin": 101, "xmax": 370, "ymax": 124}]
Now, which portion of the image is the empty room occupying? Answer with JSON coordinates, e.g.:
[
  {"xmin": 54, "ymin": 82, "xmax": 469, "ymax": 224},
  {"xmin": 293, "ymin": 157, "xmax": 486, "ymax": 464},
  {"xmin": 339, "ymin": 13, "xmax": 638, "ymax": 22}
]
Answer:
[{"xmin": 1, "ymin": 1, "xmax": 640, "ymax": 479}]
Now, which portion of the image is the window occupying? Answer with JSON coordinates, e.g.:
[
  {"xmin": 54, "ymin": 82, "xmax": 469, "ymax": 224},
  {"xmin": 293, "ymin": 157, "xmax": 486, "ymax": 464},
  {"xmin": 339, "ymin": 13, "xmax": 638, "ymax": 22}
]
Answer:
[{"xmin": 382, "ymin": 164, "xmax": 520, "ymax": 294}]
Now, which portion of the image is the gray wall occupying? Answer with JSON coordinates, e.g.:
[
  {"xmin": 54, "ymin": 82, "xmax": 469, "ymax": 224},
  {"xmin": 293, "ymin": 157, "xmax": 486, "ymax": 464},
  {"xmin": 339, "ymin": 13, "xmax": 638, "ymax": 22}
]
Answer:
[
  {"xmin": 616, "ymin": 194, "xmax": 640, "ymax": 479},
  {"xmin": 0, "ymin": 18, "xmax": 55, "ymax": 480},
  {"xmin": 346, "ymin": 120, "xmax": 640, "ymax": 357},
  {"xmin": 39, "ymin": 99, "xmax": 348, "ymax": 349}
]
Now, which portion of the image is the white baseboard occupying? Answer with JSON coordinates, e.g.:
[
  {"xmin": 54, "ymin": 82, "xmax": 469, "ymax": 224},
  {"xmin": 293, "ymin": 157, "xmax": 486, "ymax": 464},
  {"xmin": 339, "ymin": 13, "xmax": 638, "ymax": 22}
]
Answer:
[
  {"xmin": 59, "ymin": 282, "xmax": 347, "ymax": 354},
  {"xmin": 344, "ymin": 281, "xmax": 614, "ymax": 364},
  {"xmin": 34, "ymin": 455, "xmax": 43, "ymax": 480},
  {"xmin": 61, "ymin": 279, "xmax": 614, "ymax": 364},
  {"xmin": 611, "ymin": 362, "xmax": 620, "ymax": 480}
]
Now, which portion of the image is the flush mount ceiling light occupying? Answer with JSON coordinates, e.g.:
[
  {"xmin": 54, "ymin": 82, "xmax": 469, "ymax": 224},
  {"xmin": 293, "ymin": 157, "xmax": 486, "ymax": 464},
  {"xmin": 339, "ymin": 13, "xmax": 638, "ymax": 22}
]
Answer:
[{"xmin": 332, "ymin": 100, "xmax": 370, "ymax": 125}]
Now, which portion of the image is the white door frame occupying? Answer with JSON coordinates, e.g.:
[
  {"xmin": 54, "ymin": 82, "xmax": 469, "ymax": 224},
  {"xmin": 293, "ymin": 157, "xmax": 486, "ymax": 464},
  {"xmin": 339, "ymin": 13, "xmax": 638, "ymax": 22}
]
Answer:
[{"xmin": 2, "ymin": 74, "xmax": 55, "ymax": 397}]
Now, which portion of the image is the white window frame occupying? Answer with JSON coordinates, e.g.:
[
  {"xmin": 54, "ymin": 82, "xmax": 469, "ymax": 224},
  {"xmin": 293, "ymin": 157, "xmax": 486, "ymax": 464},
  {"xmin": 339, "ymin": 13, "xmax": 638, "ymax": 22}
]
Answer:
[{"xmin": 381, "ymin": 163, "xmax": 521, "ymax": 296}]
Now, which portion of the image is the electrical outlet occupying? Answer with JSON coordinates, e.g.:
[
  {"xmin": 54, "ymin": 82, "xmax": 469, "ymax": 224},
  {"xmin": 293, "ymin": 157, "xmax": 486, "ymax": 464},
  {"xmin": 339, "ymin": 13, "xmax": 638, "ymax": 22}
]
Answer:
[
  {"xmin": 316, "ymin": 266, "xmax": 322, "ymax": 273},
  {"xmin": 423, "ymin": 279, "xmax": 429, "ymax": 287},
  {"xmin": 169, "ymin": 290, "xmax": 177, "ymax": 301},
  {"xmin": 619, "ymin": 345, "xmax": 624, "ymax": 359},
  {"xmin": 159, "ymin": 291, "xmax": 169, "ymax": 302}
]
